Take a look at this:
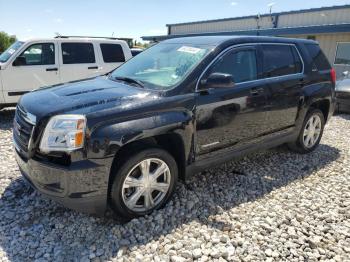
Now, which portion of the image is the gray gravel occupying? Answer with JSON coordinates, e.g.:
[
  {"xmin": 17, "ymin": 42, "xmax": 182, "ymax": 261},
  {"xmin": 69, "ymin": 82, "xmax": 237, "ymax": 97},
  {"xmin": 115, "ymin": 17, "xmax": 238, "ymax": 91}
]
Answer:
[{"xmin": 1, "ymin": 108, "xmax": 350, "ymax": 262}]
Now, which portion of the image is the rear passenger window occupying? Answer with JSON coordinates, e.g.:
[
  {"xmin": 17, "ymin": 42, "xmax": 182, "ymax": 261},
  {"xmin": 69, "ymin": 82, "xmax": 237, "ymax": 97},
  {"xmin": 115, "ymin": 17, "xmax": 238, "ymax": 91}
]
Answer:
[
  {"xmin": 62, "ymin": 43, "xmax": 95, "ymax": 64},
  {"xmin": 100, "ymin": 44, "xmax": 125, "ymax": 63},
  {"xmin": 209, "ymin": 49, "xmax": 257, "ymax": 84},
  {"xmin": 305, "ymin": 44, "xmax": 330, "ymax": 71},
  {"xmin": 262, "ymin": 45, "xmax": 302, "ymax": 78}
]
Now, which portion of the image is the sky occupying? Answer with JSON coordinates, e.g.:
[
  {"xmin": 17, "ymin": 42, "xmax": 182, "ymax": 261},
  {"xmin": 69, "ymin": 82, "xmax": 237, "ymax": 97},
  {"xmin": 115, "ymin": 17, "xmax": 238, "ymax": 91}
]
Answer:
[{"xmin": 1, "ymin": 0, "xmax": 349, "ymax": 42}]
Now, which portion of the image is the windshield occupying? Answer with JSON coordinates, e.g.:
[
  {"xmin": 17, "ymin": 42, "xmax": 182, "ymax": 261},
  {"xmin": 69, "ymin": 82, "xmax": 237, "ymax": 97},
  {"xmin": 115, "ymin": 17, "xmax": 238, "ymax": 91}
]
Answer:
[
  {"xmin": 0, "ymin": 41, "xmax": 24, "ymax": 63},
  {"xmin": 111, "ymin": 43, "xmax": 213, "ymax": 90}
]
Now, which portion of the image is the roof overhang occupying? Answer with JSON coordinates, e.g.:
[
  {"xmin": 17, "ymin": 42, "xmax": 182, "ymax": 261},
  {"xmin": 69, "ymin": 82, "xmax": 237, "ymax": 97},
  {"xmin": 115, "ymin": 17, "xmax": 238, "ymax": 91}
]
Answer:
[{"xmin": 142, "ymin": 23, "xmax": 350, "ymax": 41}]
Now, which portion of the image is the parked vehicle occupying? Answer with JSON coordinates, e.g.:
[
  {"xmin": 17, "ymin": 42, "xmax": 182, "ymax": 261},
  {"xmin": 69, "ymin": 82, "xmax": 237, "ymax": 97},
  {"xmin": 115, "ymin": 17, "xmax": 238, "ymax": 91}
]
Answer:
[
  {"xmin": 13, "ymin": 36, "xmax": 336, "ymax": 219},
  {"xmin": 0, "ymin": 36, "xmax": 132, "ymax": 109},
  {"xmin": 335, "ymin": 71, "xmax": 350, "ymax": 113},
  {"xmin": 130, "ymin": 48, "xmax": 144, "ymax": 56}
]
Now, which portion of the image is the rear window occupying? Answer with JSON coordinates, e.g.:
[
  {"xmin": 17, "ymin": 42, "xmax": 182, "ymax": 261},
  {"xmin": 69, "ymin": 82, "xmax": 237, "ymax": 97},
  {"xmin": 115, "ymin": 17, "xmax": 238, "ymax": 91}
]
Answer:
[
  {"xmin": 100, "ymin": 44, "xmax": 125, "ymax": 63},
  {"xmin": 262, "ymin": 45, "xmax": 302, "ymax": 78},
  {"xmin": 305, "ymin": 43, "xmax": 330, "ymax": 71},
  {"xmin": 62, "ymin": 43, "xmax": 95, "ymax": 64}
]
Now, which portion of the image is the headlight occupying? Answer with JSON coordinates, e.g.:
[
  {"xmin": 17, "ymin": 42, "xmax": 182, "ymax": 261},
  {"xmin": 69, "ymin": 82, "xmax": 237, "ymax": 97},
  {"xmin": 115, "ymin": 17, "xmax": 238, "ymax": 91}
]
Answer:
[{"xmin": 40, "ymin": 115, "xmax": 86, "ymax": 153}]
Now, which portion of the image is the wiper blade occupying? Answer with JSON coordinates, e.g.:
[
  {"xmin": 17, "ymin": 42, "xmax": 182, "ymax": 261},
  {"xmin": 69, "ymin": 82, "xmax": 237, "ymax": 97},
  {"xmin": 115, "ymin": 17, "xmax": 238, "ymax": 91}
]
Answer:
[{"xmin": 113, "ymin": 76, "xmax": 144, "ymax": 88}]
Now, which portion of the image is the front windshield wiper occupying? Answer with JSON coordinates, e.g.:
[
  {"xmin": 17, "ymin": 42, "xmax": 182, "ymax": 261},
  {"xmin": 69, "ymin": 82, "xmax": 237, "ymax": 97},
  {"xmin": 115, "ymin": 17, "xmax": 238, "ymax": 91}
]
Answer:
[{"xmin": 112, "ymin": 76, "xmax": 145, "ymax": 88}]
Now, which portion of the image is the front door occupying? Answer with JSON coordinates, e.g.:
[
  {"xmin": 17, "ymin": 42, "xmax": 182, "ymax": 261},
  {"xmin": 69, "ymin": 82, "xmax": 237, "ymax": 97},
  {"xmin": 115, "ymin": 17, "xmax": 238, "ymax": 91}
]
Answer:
[
  {"xmin": 195, "ymin": 45, "xmax": 270, "ymax": 157},
  {"xmin": 2, "ymin": 42, "xmax": 60, "ymax": 103}
]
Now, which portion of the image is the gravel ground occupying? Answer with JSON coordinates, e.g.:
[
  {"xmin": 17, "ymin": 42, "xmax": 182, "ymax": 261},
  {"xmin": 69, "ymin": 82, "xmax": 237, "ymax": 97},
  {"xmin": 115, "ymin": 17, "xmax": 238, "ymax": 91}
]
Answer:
[{"xmin": 0, "ymin": 108, "xmax": 349, "ymax": 262}]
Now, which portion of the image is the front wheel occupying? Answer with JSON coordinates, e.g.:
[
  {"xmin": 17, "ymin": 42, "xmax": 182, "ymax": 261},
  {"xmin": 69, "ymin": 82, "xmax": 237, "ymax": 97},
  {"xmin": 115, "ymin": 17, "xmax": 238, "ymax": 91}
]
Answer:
[
  {"xmin": 288, "ymin": 109, "xmax": 325, "ymax": 154},
  {"xmin": 109, "ymin": 148, "xmax": 178, "ymax": 219}
]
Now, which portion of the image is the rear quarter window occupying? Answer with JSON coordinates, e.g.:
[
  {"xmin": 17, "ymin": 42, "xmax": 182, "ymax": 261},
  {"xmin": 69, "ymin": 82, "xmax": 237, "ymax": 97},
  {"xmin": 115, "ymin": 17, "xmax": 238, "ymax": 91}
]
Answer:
[
  {"xmin": 100, "ymin": 43, "xmax": 125, "ymax": 63},
  {"xmin": 305, "ymin": 43, "xmax": 330, "ymax": 71}
]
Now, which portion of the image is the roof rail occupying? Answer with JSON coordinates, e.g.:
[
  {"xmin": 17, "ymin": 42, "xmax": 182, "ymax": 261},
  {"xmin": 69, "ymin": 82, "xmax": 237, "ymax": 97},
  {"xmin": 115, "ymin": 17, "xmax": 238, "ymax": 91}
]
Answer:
[{"xmin": 54, "ymin": 35, "xmax": 119, "ymax": 40}]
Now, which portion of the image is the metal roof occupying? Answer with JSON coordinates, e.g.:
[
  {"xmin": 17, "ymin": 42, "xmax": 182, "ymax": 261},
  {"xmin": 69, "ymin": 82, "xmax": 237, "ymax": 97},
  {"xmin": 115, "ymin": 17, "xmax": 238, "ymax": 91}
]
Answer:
[
  {"xmin": 142, "ymin": 23, "xmax": 350, "ymax": 41},
  {"xmin": 165, "ymin": 4, "xmax": 350, "ymax": 27},
  {"xmin": 162, "ymin": 35, "xmax": 315, "ymax": 45}
]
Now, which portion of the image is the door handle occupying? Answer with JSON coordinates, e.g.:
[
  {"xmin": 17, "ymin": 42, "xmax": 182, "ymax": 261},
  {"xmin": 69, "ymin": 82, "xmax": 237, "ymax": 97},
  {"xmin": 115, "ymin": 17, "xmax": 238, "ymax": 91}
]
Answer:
[
  {"xmin": 46, "ymin": 68, "xmax": 58, "ymax": 71},
  {"xmin": 88, "ymin": 66, "xmax": 98, "ymax": 69},
  {"xmin": 250, "ymin": 87, "xmax": 264, "ymax": 96}
]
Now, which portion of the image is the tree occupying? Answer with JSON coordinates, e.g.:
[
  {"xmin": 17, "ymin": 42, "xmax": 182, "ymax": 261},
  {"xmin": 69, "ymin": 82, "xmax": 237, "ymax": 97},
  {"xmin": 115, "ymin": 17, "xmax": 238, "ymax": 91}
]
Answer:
[{"xmin": 0, "ymin": 31, "xmax": 17, "ymax": 53}]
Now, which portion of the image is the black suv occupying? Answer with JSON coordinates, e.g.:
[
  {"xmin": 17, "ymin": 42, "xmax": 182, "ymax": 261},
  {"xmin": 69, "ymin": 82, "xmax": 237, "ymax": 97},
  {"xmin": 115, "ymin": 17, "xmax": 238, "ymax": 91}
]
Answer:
[{"xmin": 13, "ymin": 36, "xmax": 336, "ymax": 219}]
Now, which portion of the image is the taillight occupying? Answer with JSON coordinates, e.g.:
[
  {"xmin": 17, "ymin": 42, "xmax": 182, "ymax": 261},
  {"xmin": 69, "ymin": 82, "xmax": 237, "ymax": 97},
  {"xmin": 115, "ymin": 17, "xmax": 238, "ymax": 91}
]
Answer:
[{"xmin": 330, "ymin": 68, "xmax": 336, "ymax": 85}]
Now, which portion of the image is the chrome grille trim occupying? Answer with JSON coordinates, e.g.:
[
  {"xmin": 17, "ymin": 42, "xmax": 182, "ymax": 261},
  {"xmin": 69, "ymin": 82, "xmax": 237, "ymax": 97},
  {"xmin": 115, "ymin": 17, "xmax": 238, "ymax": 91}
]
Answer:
[{"xmin": 13, "ymin": 106, "xmax": 36, "ymax": 157}]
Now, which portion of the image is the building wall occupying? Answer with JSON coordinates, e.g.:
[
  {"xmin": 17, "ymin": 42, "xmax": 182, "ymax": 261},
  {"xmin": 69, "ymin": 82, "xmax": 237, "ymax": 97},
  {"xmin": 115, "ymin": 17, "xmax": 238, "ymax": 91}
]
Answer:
[
  {"xmin": 170, "ymin": 16, "xmax": 272, "ymax": 35},
  {"xmin": 278, "ymin": 8, "xmax": 350, "ymax": 27},
  {"xmin": 169, "ymin": 7, "xmax": 350, "ymax": 36}
]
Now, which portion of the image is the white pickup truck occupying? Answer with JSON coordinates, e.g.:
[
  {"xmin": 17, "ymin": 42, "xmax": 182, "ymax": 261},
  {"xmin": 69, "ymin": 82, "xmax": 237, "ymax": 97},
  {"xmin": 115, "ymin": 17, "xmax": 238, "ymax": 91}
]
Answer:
[{"xmin": 0, "ymin": 36, "xmax": 132, "ymax": 109}]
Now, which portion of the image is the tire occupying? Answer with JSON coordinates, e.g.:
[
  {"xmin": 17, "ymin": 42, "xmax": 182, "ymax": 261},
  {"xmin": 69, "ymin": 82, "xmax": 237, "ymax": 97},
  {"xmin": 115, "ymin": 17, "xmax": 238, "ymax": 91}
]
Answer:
[
  {"xmin": 109, "ymin": 148, "xmax": 178, "ymax": 219},
  {"xmin": 288, "ymin": 108, "xmax": 325, "ymax": 154}
]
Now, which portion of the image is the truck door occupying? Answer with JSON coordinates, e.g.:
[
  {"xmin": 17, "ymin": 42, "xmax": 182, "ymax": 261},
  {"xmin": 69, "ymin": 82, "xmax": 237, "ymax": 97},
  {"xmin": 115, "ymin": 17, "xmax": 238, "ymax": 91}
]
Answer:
[
  {"xmin": 1, "ymin": 41, "xmax": 60, "ymax": 103},
  {"xmin": 59, "ymin": 42, "xmax": 101, "ymax": 83}
]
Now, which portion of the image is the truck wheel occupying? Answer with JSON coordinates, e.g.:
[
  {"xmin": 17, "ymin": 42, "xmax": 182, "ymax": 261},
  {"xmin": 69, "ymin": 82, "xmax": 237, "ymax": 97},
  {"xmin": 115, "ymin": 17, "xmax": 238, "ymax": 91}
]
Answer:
[
  {"xmin": 288, "ymin": 109, "xmax": 325, "ymax": 154},
  {"xmin": 109, "ymin": 148, "xmax": 178, "ymax": 219}
]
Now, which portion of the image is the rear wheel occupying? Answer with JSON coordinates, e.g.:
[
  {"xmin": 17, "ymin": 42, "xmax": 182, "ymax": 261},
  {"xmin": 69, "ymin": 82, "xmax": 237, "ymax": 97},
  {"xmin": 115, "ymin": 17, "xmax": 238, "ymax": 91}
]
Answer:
[
  {"xmin": 109, "ymin": 148, "xmax": 178, "ymax": 219},
  {"xmin": 288, "ymin": 109, "xmax": 325, "ymax": 154}
]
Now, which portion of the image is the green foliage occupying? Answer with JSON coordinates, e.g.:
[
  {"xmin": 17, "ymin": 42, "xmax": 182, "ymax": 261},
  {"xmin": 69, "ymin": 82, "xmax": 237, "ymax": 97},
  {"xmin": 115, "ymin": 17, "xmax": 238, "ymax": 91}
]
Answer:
[{"xmin": 0, "ymin": 32, "xmax": 17, "ymax": 53}]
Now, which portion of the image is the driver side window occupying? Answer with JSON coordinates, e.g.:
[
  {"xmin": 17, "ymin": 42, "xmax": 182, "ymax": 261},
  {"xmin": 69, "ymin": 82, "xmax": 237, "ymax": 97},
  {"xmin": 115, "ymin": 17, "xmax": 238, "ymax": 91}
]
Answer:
[
  {"xmin": 19, "ymin": 43, "xmax": 55, "ymax": 65},
  {"xmin": 209, "ymin": 48, "xmax": 258, "ymax": 84}
]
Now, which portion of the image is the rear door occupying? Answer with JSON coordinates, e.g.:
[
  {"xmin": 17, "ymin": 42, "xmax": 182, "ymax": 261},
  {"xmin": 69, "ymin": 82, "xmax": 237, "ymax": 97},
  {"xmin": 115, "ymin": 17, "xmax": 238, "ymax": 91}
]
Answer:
[
  {"xmin": 59, "ymin": 42, "xmax": 101, "ymax": 83},
  {"xmin": 257, "ymin": 44, "xmax": 304, "ymax": 133},
  {"xmin": 1, "ymin": 41, "xmax": 60, "ymax": 103}
]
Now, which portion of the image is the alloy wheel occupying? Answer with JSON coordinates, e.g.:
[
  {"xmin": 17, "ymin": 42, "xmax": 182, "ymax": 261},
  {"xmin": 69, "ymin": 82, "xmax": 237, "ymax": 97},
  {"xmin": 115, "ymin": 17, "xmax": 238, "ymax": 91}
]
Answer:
[
  {"xmin": 121, "ymin": 158, "xmax": 171, "ymax": 212},
  {"xmin": 303, "ymin": 114, "xmax": 322, "ymax": 148}
]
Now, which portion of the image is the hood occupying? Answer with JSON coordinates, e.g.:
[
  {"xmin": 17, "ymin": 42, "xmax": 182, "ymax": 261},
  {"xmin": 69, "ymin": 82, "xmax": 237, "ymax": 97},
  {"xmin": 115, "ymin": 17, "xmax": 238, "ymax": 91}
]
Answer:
[
  {"xmin": 336, "ymin": 78, "xmax": 350, "ymax": 92},
  {"xmin": 19, "ymin": 76, "xmax": 160, "ymax": 119}
]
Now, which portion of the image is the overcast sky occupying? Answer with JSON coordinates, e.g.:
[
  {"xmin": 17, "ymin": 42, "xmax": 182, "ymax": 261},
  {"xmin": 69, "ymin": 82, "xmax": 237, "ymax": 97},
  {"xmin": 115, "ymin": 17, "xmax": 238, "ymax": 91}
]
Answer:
[{"xmin": 1, "ymin": 0, "xmax": 349, "ymax": 41}]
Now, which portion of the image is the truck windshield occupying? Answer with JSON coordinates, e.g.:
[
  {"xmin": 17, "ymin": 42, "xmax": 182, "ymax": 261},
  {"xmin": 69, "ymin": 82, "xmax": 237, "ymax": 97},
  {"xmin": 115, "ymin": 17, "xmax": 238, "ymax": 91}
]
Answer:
[
  {"xmin": 0, "ymin": 41, "xmax": 24, "ymax": 63},
  {"xmin": 111, "ymin": 43, "xmax": 212, "ymax": 90}
]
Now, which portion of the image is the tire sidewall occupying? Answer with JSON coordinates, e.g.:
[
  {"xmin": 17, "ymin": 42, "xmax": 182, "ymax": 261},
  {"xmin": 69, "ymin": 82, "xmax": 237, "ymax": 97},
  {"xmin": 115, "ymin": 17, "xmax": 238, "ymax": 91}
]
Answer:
[
  {"xmin": 297, "ymin": 109, "xmax": 325, "ymax": 153},
  {"xmin": 110, "ymin": 148, "xmax": 178, "ymax": 219}
]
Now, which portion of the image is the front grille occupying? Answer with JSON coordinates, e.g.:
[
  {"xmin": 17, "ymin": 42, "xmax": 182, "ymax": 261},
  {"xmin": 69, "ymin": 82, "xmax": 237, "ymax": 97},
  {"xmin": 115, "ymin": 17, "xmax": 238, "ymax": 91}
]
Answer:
[{"xmin": 13, "ymin": 106, "xmax": 36, "ymax": 159}]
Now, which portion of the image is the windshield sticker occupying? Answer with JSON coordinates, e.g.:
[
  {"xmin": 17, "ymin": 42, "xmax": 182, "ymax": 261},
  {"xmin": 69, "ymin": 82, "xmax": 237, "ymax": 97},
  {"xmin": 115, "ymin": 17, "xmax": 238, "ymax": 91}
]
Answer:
[
  {"xmin": 7, "ymin": 49, "xmax": 16, "ymax": 55},
  {"xmin": 177, "ymin": 46, "xmax": 203, "ymax": 54}
]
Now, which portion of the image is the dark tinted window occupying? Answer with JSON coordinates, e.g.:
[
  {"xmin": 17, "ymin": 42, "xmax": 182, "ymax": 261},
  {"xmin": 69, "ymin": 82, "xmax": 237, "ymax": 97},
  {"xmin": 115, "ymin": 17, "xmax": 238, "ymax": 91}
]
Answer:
[
  {"xmin": 100, "ymin": 44, "xmax": 125, "ymax": 62},
  {"xmin": 62, "ymin": 43, "xmax": 95, "ymax": 64},
  {"xmin": 209, "ymin": 49, "xmax": 257, "ymax": 84},
  {"xmin": 305, "ymin": 44, "xmax": 330, "ymax": 70},
  {"xmin": 262, "ymin": 45, "xmax": 302, "ymax": 78},
  {"xmin": 19, "ymin": 43, "xmax": 55, "ymax": 65}
]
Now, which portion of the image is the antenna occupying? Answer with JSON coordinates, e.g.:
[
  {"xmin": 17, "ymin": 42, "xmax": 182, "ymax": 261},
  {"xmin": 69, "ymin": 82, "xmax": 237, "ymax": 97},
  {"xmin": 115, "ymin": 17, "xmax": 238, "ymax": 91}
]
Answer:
[
  {"xmin": 268, "ymin": 2, "xmax": 275, "ymax": 14},
  {"xmin": 255, "ymin": 13, "xmax": 261, "ymax": 31}
]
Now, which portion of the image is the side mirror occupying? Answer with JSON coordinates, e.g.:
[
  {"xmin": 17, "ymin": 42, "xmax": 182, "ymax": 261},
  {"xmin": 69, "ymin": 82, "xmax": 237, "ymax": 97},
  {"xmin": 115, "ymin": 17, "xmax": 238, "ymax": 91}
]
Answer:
[
  {"xmin": 13, "ymin": 56, "xmax": 26, "ymax": 66},
  {"xmin": 199, "ymin": 73, "xmax": 234, "ymax": 90}
]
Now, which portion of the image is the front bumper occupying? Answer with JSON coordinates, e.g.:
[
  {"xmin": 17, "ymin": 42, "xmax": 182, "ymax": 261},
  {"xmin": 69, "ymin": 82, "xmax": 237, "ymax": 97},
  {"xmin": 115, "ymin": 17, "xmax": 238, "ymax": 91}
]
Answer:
[{"xmin": 15, "ymin": 150, "xmax": 113, "ymax": 215}]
